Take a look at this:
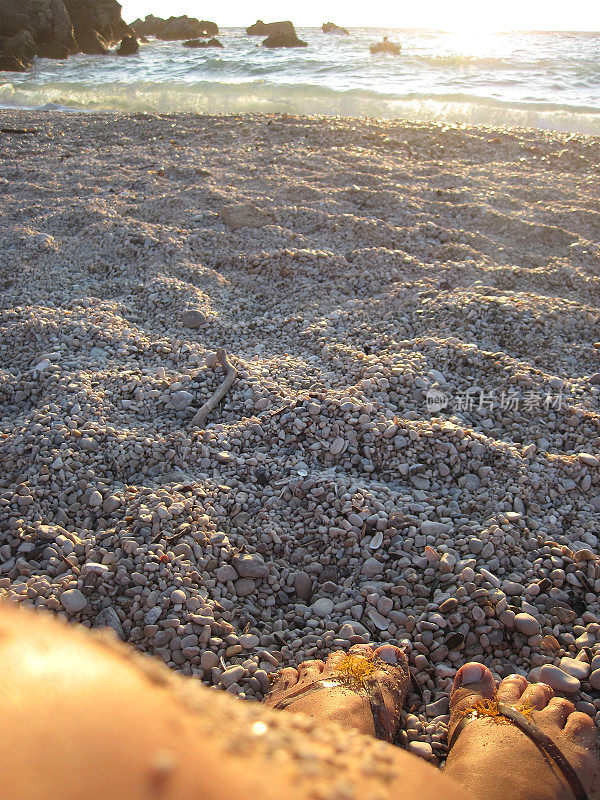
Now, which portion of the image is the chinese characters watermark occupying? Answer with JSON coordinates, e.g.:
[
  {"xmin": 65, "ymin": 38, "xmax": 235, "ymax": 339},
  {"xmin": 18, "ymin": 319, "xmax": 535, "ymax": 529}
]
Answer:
[{"xmin": 426, "ymin": 387, "xmax": 565, "ymax": 413}]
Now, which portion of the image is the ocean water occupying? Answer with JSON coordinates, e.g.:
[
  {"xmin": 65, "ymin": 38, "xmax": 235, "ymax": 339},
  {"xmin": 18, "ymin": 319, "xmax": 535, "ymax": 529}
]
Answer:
[{"xmin": 2, "ymin": 28, "xmax": 600, "ymax": 133}]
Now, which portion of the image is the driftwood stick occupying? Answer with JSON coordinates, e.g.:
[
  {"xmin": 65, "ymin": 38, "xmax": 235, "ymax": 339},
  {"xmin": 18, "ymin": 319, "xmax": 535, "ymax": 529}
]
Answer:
[
  {"xmin": 1, "ymin": 128, "xmax": 38, "ymax": 135},
  {"xmin": 190, "ymin": 348, "xmax": 237, "ymax": 428}
]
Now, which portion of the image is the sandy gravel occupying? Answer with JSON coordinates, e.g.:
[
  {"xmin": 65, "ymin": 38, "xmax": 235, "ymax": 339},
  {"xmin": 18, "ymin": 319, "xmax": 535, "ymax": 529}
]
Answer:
[{"xmin": 1, "ymin": 110, "xmax": 599, "ymax": 755}]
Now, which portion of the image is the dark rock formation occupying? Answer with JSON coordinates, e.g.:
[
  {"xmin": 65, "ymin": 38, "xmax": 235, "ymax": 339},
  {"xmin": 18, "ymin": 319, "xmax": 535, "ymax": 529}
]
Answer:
[
  {"xmin": 262, "ymin": 31, "xmax": 307, "ymax": 48},
  {"xmin": 183, "ymin": 37, "xmax": 223, "ymax": 48},
  {"xmin": 116, "ymin": 34, "xmax": 138, "ymax": 55},
  {"xmin": 0, "ymin": 0, "xmax": 134, "ymax": 68},
  {"xmin": 0, "ymin": 0, "xmax": 77, "ymax": 62},
  {"xmin": 63, "ymin": 0, "xmax": 131, "ymax": 54},
  {"xmin": 322, "ymin": 22, "xmax": 349, "ymax": 34},
  {"xmin": 132, "ymin": 15, "xmax": 218, "ymax": 40},
  {"xmin": 37, "ymin": 40, "xmax": 70, "ymax": 57},
  {"xmin": 246, "ymin": 20, "xmax": 295, "ymax": 36},
  {"xmin": 0, "ymin": 29, "xmax": 36, "ymax": 70}
]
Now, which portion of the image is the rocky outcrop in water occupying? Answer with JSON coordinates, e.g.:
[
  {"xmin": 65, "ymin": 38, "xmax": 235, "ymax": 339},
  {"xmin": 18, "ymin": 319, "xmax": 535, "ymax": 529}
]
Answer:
[
  {"xmin": 246, "ymin": 20, "xmax": 295, "ymax": 36},
  {"xmin": 37, "ymin": 40, "xmax": 70, "ymax": 58},
  {"xmin": 262, "ymin": 31, "xmax": 308, "ymax": 48},
  {"xmin": 132, "ymin": 15, "xmax": 218, "ymax": 40},
  {"xmin": 322, "ymin": 22, "xmax": 349, "ymax": 34},
  {"xmin": 116, "ymin": 34, "xmax": 139, "ymax": 55},
  {"xmin": 369, "ymin": 39, "xmax": 401, "ymax": 55},
  {"xmin": 183, "ymin": 37, "xmax": 223, "ymax": 48},
  {"xmin": 0, "ymin": 0, "xmax": 134, "ymax": 69},
  {"xmin": 64, "ymin": 0, "xmax": 132, "ymax": 54},
  {"xmin": 0, "ymin": 0, "xmax": 76, "ymax": 67},
  {"xmin": 0, "ymin": 29, "xmax": 36, "ymax": 71}
]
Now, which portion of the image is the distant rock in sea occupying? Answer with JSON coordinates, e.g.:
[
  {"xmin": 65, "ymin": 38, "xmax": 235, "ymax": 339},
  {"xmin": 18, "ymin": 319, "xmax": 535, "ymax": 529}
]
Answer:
[
  {"xmin": 0, "ymin": 0, "xmax": 135, "ymax": 69},
  {"xmin": 370, "ymin": 39, "xmax": 401, "ymax": 55},
  {"xmin": 132, "ymin": 15, "xmax": 218, "ymax": 40},
  {"xmin": 246, "ymin": 20, "xmax": 295, "ymax": 36},
  {"xmin": 262, "ymin": 31, "xmax": 308, "ymax": 49},
  {"xmin": 183, "ymin": 37, "xmax": 223, "ymax": 48},
  {"xmin": 322, "ymin": 22, "xmax": 349, "ymax": 35}
]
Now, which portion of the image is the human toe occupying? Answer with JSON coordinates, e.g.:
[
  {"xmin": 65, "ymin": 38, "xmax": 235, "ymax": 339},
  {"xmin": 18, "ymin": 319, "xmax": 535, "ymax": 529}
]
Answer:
[{"xmin": 297, "ymin": 660, "xmax": 325, "ymax": 681}]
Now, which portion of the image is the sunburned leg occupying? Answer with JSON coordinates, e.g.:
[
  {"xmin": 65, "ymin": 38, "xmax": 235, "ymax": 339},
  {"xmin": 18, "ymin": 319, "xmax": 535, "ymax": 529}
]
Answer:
[
  {"xmin": 0, "ymin": 604, "xmax": 471, "ymax": 800},
  {"xmin": 444, "ymin": 662, "xmax": 600, "ymax": 800}
]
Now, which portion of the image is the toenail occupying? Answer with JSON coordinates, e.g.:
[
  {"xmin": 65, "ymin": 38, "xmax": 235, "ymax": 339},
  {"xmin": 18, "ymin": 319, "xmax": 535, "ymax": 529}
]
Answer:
[
  {"xmin": 378, "ymin": 646, "xmax": 398, "ymax": 665},
  {"xmin": 462, "ymin": 663, "xmax": 485, "ymax": 684}
]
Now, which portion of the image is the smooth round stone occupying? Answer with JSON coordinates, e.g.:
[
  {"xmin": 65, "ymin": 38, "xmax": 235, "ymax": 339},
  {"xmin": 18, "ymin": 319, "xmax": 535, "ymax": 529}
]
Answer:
[
  {"xmin": 234, "ymin": 578, "xmax": 256, "ymax": 597},
  {"xmin": 502, "ymin": 581, "xmax": 523, "ymax": 596},
  {"xmin": 292, "ymin": 571, "xmax": 313, "ymax": 601},
  {"xmin": 215, "ymin": 565, "xmax": 238, "ymax": 583},
  {"xmin": 201, "ymin": 651, "xmax": 220, "ymax": 671},
  {"xmin": 221, "ymin": 666, "xmax": 245, "ymax": 688},
  {"xmin": 88, "ymin": 490, "xmax": 102, "ymax": 507},
  {"xmin": 181, "ymin": 309, "xmax": 206, "ymax": 328},
  {"xmin": 439, "ymin": 597, "xmax": 458, "ymax": 613},
  {"xmin": 171, "ymin": 390, "xmax": 193, "ymax": 410},
  {"xmin": 329, "ymin": 436, "xmax": 346, "ymax": 455},
  {"xmin": 559, "ymin": 657, "xmax": 591, "ymax": 681},
  {"xmin": 170, "ymin": 589, "xmax": 187, "ymax": 604},
  {"xmin": 80, "ymin": 562, "xmax": 109, "ymax": 576},
  {"xmin": 60, "ymin": 588, "xmax": 87, "ymax": 614},
  {"xmin": 514, "ymin": 613, "xmax": 541, "ymax": 637},
  {"xmin": 539, "ymin": 665, "xmax": 580, "ymax": 694},
  {"xmin": 240, "ymin": 633, "xmax": 260, "ymax": 649},
  {"xmin": 408, "ymin": 741, "xmax": 433, "ymax": 759},
  {"xmin": 103, "ymin": 495, "xmax": 120, "ymax": 513},
  {"xmin": 589, "ymin": 669, "xmax": 600, "ymax": 691},
  {"xmin": 312, "ymin": 598, "xmax": 334, "ymax": 617},
  {"xmin": 468, "ymin": 538, "xmax": 484, "ymax": 555}
]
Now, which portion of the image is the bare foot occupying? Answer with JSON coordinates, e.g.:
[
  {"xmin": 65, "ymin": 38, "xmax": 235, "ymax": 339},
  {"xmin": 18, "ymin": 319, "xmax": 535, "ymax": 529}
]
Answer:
[
  {"xmin": 264, "ymin": 643, "xmax": 410, "ymax": 742},
  {"xmin": 444, "ymin": 662, "xmax": 600, "ymax": 800}
]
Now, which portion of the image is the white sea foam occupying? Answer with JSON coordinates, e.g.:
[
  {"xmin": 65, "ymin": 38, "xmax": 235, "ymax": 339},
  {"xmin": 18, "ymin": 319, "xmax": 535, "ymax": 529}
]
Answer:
[{"xmin": 2, "ymin": 28, "xmax": 600, "ymax": 132}]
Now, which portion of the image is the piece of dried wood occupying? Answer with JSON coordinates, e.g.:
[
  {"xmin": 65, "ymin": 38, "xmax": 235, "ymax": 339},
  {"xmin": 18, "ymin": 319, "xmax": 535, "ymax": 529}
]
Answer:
[{"xmin": 190, "ymin": 348, "xmax": 237, "ymax": 428}]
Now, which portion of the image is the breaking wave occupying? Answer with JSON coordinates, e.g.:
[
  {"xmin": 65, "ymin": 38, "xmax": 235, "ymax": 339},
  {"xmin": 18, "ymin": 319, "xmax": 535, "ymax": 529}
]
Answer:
[{"xmin": 1, "ymin": 79, "xmax": 599, "ymax": 134}]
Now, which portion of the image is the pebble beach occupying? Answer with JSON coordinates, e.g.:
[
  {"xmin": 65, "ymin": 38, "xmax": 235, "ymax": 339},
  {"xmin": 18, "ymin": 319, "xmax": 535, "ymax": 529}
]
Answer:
[{"xmin": 1, "ymin": 109, "xmax": 599, "ymax": 758}]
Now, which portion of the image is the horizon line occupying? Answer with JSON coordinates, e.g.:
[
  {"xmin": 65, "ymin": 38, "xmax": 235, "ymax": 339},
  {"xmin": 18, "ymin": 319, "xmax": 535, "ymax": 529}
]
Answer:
[{"xmin": 123, "ymin": 19, "xmax": 600, "ymax": 34}]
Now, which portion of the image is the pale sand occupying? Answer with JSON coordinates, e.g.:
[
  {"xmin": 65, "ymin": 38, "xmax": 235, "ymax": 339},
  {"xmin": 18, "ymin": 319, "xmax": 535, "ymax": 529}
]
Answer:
[{"xmin": 0, "ymin": 110, "xmax": 599, "ymax": 754}]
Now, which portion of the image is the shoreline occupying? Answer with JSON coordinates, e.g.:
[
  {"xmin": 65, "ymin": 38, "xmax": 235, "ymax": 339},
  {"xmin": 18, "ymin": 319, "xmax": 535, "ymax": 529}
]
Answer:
[
  {"xmin": 1, "ymin": 109, "xmax": 599, "ymax": 751},
  {"xmin": 3, "ymin": 27, "xmax": 600, "ymax": 135},
  {"xmin": 2, "ymin": 105, "xmax": 600, "ymax": 138}
]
